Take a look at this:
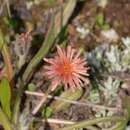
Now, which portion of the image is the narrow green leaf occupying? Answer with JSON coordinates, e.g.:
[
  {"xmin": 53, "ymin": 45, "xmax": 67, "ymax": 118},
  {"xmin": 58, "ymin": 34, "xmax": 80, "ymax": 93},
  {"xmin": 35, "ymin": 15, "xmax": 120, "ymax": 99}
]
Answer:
[
  {"xmin": 122, "ymin": 96, "xmax": 130, "ymax": 120},
  {"xmin": 0, "ymin": 107, "xmax": 13, "ymax": 130},
  {"xmin": 0, "ymin": 30, "xmax": 4, "ymax": 50},
  {"xmin": 0, "ymin": 78, "xmax": 11, "ymax": 119},
  {"xmin": 51, "ymin": 88, "xmax": 83, "ymax": 112},
  {"xmin": 58, "ymin": 116, "xmax": 126, "ymax": 130}
]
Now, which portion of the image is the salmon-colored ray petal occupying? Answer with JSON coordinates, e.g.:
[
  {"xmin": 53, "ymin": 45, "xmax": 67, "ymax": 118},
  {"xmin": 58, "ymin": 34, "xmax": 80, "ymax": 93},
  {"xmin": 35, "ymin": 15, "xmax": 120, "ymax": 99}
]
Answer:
[
  {"xmin": 44, "ymin": 66, "xmax": 55, "ymax": 70},
  {"xmin": 73, "ymin": 72, "xmax": 89, "ymax": 83},
  {"xmin": 67, "ymin": 46, "xmax": 75, "ymax": 61},
  {"xmin": 72, "ymin": 58, "xmax": 86, "ymax": 65},
  {"xmin": 56, "ymin": 45, "xmax": 66, "ymax": 58},
  {"xmin": 74, "ymin": 67, "xmax": 88, "ymax": 72},
  {"xmin": 44, "ymin": 71, "xmax": 58, "ymax": 76},
  {"xmin": 67, "ymin": 46, "xmax": 71, "ymax": 58},
  {"xmin": 51, "ymin": 79, "xmax": 60, "ymax": 91},
  {"xmin": 77, "ymin": 71, "xmax": 89, "ymax": 76},
  {"xmin": 44, "ymin": 58, "xmax": 57, "ymax": 65},
  {"xmin": 70, "ymin": 49, "xmax": 75, "ymax": 61},
  {"xmin": 73, "ymin": 50, "xmax": 81, "ymax": 60},
  {"xmin": 72, "ymin": 76, "xmax": 83, "ymax": 89},
  {"xmin": 68, "ymin": 75, "xmax": 76, "ymax": 89}
]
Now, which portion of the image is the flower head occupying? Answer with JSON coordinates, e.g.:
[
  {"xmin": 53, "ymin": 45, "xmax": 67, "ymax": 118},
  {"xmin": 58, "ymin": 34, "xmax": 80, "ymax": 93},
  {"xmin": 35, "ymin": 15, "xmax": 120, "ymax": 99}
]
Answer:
[{"xmin": 44, "ymin": 45, "xmax": 89, "ymax": 91}]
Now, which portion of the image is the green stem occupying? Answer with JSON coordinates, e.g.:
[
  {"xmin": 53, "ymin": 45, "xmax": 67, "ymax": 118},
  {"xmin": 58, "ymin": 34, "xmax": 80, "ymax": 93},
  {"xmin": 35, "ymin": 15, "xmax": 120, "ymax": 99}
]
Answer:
[
  {"xmin": 108, "ymin": 121, "xmax": 127, "ymax": 130},
  {"xmin": 12, "ymin": 80, "xmax": 24, "ymax": 124},
  {"xmin": 58, "ymin": 116, "xmax": 126, "ymax": 130},
  {"xmin": 105, "ymin": 119, "xmax": 127, "ymax": 130},
  {"xmin": 22, "ymin": 15, "xmax": 55, "ymax": 82},
  {"xmin": 0, "ymin": 107, "xmax": 13, "ymax": 130}
]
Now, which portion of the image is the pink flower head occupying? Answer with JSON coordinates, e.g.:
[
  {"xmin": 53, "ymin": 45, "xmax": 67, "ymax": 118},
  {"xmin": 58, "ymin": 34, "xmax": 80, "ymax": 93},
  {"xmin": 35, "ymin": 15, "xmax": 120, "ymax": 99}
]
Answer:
[{"xmin": 44, "ymin": 45, "xmax": 89, "ymax": 91}]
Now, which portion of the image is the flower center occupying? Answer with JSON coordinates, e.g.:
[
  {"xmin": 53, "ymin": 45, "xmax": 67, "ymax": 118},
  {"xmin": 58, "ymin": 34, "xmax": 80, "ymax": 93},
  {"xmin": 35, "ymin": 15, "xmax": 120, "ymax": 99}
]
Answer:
[
  {"xmin": 63, "ymin": 63, "xmax": 72, "ymax": 74},
  {"xmin": 57, "ymin": 61, "xmax": 72, "ymax": 76}
]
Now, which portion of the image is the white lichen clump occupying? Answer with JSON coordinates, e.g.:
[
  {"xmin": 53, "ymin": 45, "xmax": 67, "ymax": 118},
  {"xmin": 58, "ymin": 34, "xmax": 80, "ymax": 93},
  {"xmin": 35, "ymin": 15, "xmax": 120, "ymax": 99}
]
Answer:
[
  {"xmin": 86, "ymin": 36, "xmax": 130, "ymax": 119},
  {"xmin": 101, "ymin": 29, "xmax": 119, "ymax": 43},
  {"xmin": 76, "ymin": 25, "xmax": 90, "ymax": 39}
]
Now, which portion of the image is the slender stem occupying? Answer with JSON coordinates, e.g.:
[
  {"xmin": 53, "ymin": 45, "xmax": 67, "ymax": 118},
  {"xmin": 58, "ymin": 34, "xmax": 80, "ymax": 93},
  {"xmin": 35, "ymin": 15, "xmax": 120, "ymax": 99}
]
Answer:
[
  {"xmin": 22, "ymin": 14, "xmax": 55, "ymax": 82},
  {"xmin": 12, "ymin": 80, "xmax": 23, "ymax": 124},
  {"xmin": 58, "ymin": 116, "xmax": 126, "ymax": 130}
]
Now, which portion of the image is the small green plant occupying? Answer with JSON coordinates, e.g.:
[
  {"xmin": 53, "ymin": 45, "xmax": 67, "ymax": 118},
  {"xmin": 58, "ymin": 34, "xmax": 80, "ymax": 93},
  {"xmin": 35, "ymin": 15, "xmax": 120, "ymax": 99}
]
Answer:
[
  {"xmin": 96, "ymin": 13, "xmax": 110, "ymax": 30},
  {"xmin": 42, "ymin": 107, "xmax": 53, "ymax": 118}
]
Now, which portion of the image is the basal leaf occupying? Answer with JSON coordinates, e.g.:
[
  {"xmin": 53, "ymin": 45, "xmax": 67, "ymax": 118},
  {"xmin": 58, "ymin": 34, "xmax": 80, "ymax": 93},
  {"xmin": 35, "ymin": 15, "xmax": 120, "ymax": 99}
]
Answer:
[
  {"xmin": 0, "ymin": 78, "xmax": 11, "ymax": 119},
  {"xmin": 51, "ymin": 88, "xmax": 83, "ymax": 112}
]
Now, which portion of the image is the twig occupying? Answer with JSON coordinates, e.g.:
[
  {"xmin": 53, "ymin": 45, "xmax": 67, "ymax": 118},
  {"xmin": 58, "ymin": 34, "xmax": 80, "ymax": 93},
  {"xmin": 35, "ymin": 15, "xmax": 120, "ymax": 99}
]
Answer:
[
  {"xmin": 32, "ymin": 95, "xmax": 47, "ymax": 115},
  {"xmin": 25, "ymin": 91, "xmax": 119, "ymax": 112},
  {"xmin": 42, "ymin": 118, "xmax": 75, "ymax": 125}
]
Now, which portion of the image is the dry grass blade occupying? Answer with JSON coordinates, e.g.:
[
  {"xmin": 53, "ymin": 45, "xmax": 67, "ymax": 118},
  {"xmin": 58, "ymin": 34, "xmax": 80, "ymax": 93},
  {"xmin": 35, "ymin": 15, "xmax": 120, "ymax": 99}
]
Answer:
[
  {"xmin": 25, "ymin": 91, "xmax": 119, "ymax": 112},
  {"xmin": 32, "ymin": 95, "xmax": 47, "ymax": 115},
  {"xmin": 42, "ymin": 118, "xmax": 75, "ymax": 125}
]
